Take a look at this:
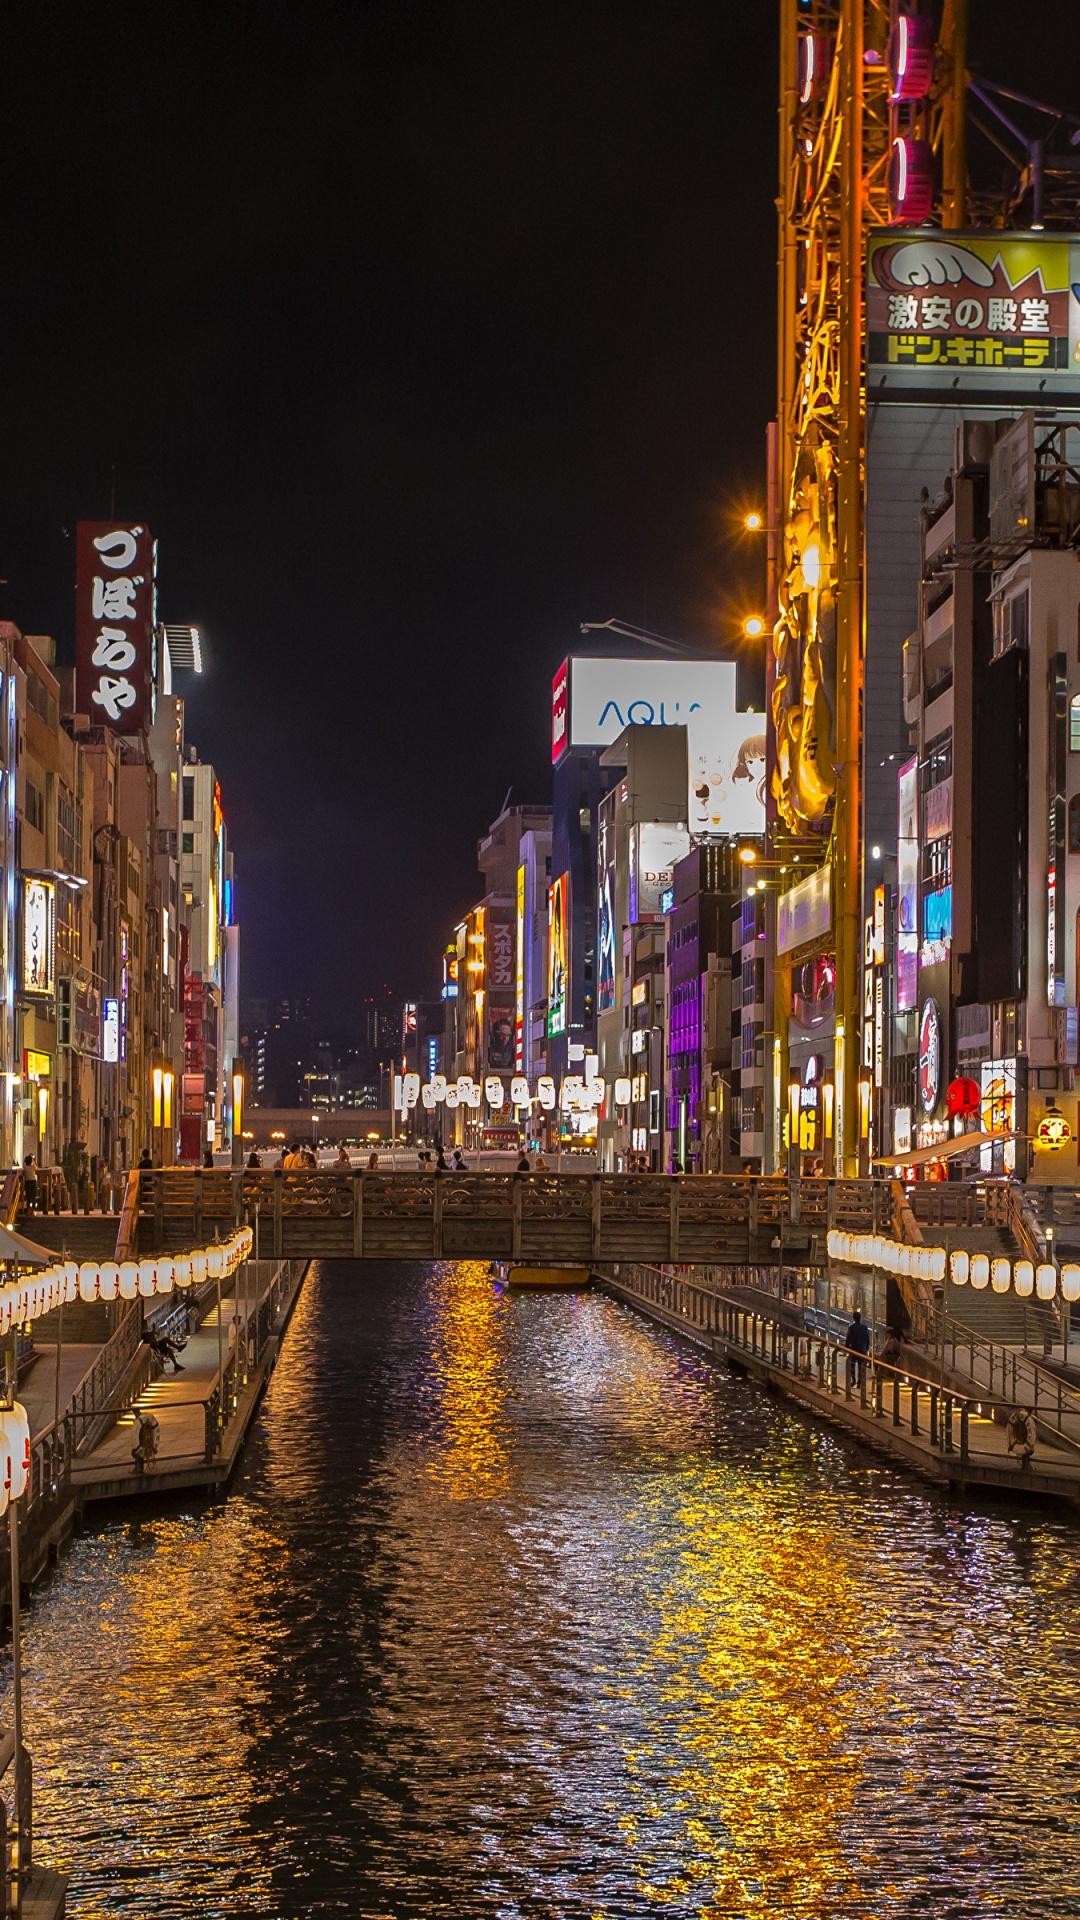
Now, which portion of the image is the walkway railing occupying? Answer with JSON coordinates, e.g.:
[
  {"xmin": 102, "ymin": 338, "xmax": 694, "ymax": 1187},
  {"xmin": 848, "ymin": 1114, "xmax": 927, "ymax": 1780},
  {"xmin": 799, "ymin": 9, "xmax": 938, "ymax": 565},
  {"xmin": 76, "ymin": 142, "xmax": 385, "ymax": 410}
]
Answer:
[{"xmin": 605, "ymin": 1260, "xmax": 1080, "ymax": 1468}]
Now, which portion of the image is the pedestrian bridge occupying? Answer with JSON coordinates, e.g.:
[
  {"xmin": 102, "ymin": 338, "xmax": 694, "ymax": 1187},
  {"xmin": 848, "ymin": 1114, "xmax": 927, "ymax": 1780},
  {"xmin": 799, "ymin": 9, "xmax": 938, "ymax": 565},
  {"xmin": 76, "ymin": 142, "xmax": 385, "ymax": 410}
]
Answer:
[{"xmin": 21, "ymin": 1168, "xmax": 890, "ymax": 1266}]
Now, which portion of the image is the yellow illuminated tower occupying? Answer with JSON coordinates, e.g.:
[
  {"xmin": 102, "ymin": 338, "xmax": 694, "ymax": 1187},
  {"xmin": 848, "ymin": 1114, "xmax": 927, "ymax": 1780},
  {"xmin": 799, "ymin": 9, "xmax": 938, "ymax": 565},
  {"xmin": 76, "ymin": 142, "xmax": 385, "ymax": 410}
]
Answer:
[{"xmin": 771, "ymin": 0, "xmax": 967, "ymax": 1174}]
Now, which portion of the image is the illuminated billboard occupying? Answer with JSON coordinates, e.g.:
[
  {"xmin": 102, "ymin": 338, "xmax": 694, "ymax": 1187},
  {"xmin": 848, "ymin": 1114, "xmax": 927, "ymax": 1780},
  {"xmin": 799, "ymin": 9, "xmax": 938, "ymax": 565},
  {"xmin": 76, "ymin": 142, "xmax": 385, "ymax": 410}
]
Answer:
[
  {"xmin": 629, "ymin": 822, "xmax": 690, "ymax": 924},
  {"xmin": 897, "ymin": 758, "xmax": 918, "ymax": 1013},
  {"xmin": 22, "ymin": 878, "xmax": 55, "ymax": 996},
  {"xmin": 547, "ymin": 873, "xmax": 568, "ymax": 1036},
  {"xmin": 551, "ymin": 657, "xmax": 765, "ymax": 838},
  {"xmin": 597, "ymin": 810, "xmax": 616, "ymax": 1013},
  {"xmin": 515, "ymin": 865, "xmax": 525, "ymax": 1070},
  {"xmin": 75, "ymin": 522, "xmax": 156, "ymax": 730},
  {"xmin": 867, "ymin": 232, "xmax": 1080, "ymax": 395}
]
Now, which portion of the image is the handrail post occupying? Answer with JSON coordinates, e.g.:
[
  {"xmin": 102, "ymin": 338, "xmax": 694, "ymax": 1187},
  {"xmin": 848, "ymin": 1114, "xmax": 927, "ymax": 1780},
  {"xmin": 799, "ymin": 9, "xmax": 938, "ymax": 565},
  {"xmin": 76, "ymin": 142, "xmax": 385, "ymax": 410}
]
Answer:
[
  {"xmin": 591, "ymin": 1176, "xmax": 601, "ymax": 1262},
  {"xmin": 911, "ymin": 1382, "xmax": 919, "ymax": 1436},
  {"xmin": 272, "ymin": 1169, "xmax": 283, "ymax": 1259},
  {"xmin": 353, "ymin": 1172, "xmax": 364, "ymax": 1258},
  {"xmin": 669, "ymin": 1178, "xmax": 680, "ymax": 1263},
  {"xmin": 960, "ymin": 1401, "xmax": 969, "ymax": 1463}
]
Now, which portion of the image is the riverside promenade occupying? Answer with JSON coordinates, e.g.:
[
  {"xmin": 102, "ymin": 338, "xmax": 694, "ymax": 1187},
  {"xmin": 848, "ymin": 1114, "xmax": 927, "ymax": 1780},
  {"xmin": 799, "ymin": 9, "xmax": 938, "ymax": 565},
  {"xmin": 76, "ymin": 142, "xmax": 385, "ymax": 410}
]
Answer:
[{"xmin": 600, "ymin": 1261, "xmax": 1080, "ymax": 1505}]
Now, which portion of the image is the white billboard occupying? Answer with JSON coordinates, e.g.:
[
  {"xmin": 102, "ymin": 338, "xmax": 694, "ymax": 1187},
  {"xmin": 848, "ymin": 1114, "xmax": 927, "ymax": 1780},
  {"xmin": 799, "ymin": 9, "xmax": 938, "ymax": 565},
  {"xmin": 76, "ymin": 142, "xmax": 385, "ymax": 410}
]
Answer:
[
  {"xmin": 556, "ymin": 657, "xmax": 765, "ymax": 838},
  {"xmin": 629, "ymin": 822, "xmax": 691, "ymax": 922}
]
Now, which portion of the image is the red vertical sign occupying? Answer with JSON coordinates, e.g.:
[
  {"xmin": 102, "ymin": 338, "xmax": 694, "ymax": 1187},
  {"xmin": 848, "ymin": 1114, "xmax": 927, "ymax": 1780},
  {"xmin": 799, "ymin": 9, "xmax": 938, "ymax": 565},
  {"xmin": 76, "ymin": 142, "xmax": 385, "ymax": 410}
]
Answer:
[{"xmin": 75, "ymin": 522, "xmax": 155, "ymax": 730}]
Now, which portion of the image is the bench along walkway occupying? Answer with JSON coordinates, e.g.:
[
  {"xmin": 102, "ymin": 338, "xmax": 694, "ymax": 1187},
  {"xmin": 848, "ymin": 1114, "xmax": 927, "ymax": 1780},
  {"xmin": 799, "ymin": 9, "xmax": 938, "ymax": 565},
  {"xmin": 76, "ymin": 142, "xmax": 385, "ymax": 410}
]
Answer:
[
  {"xmin": 601, "ymin": 1263, "xmax": 1080, "ymax": 1504},
  {"xmin": 70, "ymin": 1259, "xmax": 307, "ymax": 1502}
]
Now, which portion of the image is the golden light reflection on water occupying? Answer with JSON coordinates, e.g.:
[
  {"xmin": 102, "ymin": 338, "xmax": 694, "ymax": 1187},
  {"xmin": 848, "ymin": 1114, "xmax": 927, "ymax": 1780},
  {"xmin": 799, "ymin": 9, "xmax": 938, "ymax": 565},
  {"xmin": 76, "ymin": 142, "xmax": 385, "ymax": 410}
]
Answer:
[
  {"xmin": 425, "ymin": 1260, "xmax": 511, "ymax": 1498},
  {"xmin": 617, "ymin": 1470, "xmax": 879, "ymax": 1918}
]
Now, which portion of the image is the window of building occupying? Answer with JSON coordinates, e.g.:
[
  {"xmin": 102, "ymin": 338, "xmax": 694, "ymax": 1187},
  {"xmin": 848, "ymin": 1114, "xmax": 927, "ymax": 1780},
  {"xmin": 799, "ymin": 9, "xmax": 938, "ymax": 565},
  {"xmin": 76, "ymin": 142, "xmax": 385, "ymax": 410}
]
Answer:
[
  {"xmin": 182, "ymin": 832, "xmax": 194, "ymax": 853},
  {"xmin": 1070, "ymin": 696, "xmax": 1080, "ymax": 752},
  {"xmin": 182, "ymin": 773, "xmax": 195, "ymax": 821},
  {"xmin": 24, "ymin": 781, "xmax": 43, "ymax": 832},
  {"xmin": 1070, "ymin": 794, "xmax": 1080, "ymax": 853}
]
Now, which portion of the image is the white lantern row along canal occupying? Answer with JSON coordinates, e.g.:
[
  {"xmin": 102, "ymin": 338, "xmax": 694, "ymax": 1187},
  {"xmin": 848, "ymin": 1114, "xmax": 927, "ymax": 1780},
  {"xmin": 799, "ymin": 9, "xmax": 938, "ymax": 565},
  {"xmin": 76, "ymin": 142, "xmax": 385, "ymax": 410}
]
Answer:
[
  {"xmin": 827, "ymin": 1229, "xmax": 1080, "ymax": 1302},
  {"xmin": 394, "ymin": 1073, "xmax": 620, "ymax": 1116},
  {"xmin": 0, "ymin": 1226, "xmax": 254, "ymax": 1334}
]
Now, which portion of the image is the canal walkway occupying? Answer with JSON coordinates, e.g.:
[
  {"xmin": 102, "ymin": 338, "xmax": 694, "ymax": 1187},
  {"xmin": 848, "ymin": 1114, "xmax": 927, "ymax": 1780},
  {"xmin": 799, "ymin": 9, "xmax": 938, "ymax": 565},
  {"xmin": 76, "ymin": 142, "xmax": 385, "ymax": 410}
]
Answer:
[{"xmin": 601, "ymin": 1263, "xmax": 1080, "ymax": 1505}]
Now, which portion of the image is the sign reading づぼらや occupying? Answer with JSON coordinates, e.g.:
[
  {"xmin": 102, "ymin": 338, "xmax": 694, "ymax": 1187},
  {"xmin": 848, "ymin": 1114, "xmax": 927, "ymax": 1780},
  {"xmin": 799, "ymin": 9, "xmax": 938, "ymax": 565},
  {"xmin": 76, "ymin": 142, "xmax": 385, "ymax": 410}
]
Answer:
[{"xmin": 76, "ymin": 522, "xmax": 156, "ymax": 730}]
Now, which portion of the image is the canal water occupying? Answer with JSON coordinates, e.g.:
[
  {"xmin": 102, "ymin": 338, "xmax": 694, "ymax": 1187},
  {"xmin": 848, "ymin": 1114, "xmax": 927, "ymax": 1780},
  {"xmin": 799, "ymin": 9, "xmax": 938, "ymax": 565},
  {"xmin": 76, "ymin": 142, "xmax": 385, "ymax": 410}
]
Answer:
[{"xmin": 8, "ymin": 1261, "xmax": 1080, "ymax": 1917}]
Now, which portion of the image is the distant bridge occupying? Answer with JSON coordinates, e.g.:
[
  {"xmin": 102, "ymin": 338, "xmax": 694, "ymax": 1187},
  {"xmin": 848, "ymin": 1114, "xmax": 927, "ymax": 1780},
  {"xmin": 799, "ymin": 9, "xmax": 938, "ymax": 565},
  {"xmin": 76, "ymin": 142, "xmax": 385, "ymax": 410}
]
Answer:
[{"xmin": 21, "ymin": 1169, "xmax": 892, "ymax": 1266}]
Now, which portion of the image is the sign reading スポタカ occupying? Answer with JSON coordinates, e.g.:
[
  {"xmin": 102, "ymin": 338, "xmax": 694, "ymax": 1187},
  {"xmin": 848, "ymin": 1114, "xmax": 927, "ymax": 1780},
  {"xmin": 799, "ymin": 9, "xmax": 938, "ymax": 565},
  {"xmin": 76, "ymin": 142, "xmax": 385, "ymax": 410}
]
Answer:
[
  {"xmin": 868, "ymin": 233, "xmax": 1080, "ymax": 391},
  {"xmin": 76, "ymin": 523, "xmax": 157, "ymax": 730}
]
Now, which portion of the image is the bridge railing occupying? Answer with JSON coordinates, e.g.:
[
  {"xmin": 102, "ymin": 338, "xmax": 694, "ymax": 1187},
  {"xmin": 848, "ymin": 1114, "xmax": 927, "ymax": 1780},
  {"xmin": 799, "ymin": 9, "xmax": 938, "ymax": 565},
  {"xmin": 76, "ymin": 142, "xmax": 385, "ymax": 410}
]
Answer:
[{"xmin": 130, "ymin": 1169, "xmax": 891, "ymax": 1263}]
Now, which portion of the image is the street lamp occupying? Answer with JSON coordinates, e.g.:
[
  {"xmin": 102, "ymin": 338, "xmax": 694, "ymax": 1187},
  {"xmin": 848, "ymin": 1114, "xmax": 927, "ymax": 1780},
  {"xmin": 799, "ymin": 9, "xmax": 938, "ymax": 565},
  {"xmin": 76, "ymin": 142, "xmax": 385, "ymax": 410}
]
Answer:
[
  {"xmin": 744, "ymin": 511, "xmax": 764, "ymax": 532},
  {"xmin": 743, "ymin": 614, "xmax": 766, "ymax": 638}
]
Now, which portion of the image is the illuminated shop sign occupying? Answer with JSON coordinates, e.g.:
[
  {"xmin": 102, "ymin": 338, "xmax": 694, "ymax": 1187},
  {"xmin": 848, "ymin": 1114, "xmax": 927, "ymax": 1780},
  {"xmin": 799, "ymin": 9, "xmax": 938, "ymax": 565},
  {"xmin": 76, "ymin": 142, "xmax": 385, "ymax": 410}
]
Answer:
[
  {"xmin": 547, "ymin": 873, "xmax": 568, "ymax": 1036},
  {"xmin": 22, "ymin": 878, "xmax": 55, "ymax": 995},
  {"xmin": 867, "ymin": 233, "xmax": 1080, "ymax": 394},
  {"xmin": 75, "ymin": 522, "xmax": 156, "ymax": 729},
  {"xmin": 103, "ymin": 998, "xmax": 120, "ymax": 1064},
  {"xmin": 897, "ymin": 757, "xmax": 918, "ymax": 1012}
]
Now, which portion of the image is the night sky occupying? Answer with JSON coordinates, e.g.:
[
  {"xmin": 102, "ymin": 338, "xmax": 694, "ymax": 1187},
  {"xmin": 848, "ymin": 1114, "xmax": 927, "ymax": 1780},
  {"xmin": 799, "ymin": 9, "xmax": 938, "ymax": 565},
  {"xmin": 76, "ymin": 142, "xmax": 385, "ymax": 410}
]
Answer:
[{"xmin": 0, "ymin": 2, "xmax": 1071, "ymax": 1019}]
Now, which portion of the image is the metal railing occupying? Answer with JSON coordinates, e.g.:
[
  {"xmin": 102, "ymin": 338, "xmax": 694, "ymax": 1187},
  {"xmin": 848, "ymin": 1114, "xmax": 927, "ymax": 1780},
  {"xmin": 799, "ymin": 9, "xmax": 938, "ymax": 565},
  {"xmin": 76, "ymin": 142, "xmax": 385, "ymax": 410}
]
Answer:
[{"xmin": 605, "ymin": 1260, "xmax": 1080, "ymax": 1468}]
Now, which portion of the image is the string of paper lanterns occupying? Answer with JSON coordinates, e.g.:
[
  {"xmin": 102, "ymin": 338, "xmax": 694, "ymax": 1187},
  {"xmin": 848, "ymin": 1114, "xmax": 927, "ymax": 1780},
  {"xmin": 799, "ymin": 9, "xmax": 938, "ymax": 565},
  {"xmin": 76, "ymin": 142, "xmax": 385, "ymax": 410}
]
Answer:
[
  {"xmin": 0, "ymin": 1226, "xmax": 254, "ymax": 1336},
  {"xmin": 827, "ymin": 1229, "xmax": 1080, "ymax": 1302}
]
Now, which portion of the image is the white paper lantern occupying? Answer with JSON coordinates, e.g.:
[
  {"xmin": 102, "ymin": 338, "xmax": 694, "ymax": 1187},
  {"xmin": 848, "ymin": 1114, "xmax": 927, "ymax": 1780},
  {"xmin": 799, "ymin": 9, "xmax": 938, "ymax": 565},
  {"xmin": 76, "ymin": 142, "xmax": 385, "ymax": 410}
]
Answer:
[
  {"xmin": 155, "ymin": 1258, "xmax": 175, "ymax": 1295},
  {"xmin": 827, "ymin": 1229, "xmax": 841, "ymax": 1260},
  {"xmin": 78, "ymin": 1262, "xmax": 99, "ymax": 1303},
  {"xmin": 1013, "ymin": 1259, "xmax": 1034, "ymax": 1297},
  {"xmin": 98, "ymin": 1261, "xmax": 120, "ymax": 1302},
  {"xmin": 991, "ymin": 1257, "xmax": 1011, "ymax": 1294},
  {"xmin": 1036, "ymin": 1262, "xmax": 1057, "ymax": 1301},
  {"xmin": 138, "ymin": 1259, "xmax": 157, "ymax": 1298},
  {"xmin": 485, "ymin": 1076, "xmax": 505, "ymax": 1110},
  {"xmin": 511, "ymin": 1077, "xmax": 531, "ymax": 1109},
  {"xmin": 1060, "ymin": 1263, "xmax": 1080, "ymax": 1303},
  {"xmin": 421, "ymin": 1083, "xmax": 437, "ymax": 1110},
  {"xmin": 537, "ymin": 1076, "xmax": 556, "ymax": 1111},
  {"xmin": 174, "ymin": 1256, "xmax": 193, "ymax": 1290},
  {"xmin": 929, "ymin": 1248, "xmax": 947, "ymax": 1285},
  {"xmin": 970, "ymin": 1253, "xmax": 989, "ymax": 1290},
  {"xmin": 0, "ymin": 1403, "xmax": 30, "ymax": 1502},
  {"xmin": 118, "ymin": 1261, "xmax": 140, "ymax": 1301},
  {"xmin": 949, "ymin": 1249, "xmax": 969, "ymax": 1286},
  {"xmin": 191, "ymin": 1251, "xmax": 208, "ymax": 1286},
  {"xmin": 65, "ymin": 1260, "xmax": 79, "ymax": 1304}
]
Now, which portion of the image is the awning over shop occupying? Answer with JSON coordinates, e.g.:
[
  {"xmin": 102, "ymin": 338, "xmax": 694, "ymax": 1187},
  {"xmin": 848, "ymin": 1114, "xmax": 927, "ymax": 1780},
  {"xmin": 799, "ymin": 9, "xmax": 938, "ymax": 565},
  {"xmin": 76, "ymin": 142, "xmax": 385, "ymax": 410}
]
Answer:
[{"xmin": 873, "ymin": 1129, "xmax": 1022, "ymax": 1170}]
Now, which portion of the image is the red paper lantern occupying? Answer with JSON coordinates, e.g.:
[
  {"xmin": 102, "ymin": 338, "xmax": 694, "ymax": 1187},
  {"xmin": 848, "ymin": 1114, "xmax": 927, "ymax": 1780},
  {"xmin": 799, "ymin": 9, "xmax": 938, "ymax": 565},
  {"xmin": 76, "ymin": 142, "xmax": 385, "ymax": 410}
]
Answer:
[
  {"xmin": 889, "ymin": 137, "xmax": 935, "ymax": 223},
  {"xmin": 946, "ymin": 1077, "xmax": 981, "ymax": 1118}
]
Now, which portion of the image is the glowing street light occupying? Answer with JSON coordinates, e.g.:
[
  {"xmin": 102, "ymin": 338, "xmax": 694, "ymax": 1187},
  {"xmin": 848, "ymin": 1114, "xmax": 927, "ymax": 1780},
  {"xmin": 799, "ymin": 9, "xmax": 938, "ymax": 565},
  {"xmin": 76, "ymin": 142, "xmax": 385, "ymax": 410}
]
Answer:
[
  {"xmin": 739, "ymin": 846, "xmax": 757, "ymax": 865},
  {"xmin": 744, "ymin": 511, "xmax": 763, "ymax": 531},
  {"xmin": 743, "ymin": 614, "xmax": 766, "ymax": 638}
]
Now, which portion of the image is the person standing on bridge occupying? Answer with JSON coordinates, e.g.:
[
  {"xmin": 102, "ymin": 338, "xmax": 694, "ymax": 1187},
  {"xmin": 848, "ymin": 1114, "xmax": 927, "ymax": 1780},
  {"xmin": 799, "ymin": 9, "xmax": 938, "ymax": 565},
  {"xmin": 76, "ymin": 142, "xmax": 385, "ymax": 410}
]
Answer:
[
  {"xmin": 844, "ymin": 1310, "xmax": 871, "ymax": 1387},
  {"xmin": 452, "ymin": 1149, "xmax": 466, "ymax": 1171}
]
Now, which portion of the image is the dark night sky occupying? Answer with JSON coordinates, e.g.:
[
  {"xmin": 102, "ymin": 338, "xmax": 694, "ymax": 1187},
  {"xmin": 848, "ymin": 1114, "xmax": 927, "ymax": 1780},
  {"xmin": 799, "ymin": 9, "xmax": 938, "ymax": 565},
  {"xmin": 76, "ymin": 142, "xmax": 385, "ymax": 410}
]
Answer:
[{"xmin": 0, "ymin": 2, "xmax": 1074, "ymax": 1021}]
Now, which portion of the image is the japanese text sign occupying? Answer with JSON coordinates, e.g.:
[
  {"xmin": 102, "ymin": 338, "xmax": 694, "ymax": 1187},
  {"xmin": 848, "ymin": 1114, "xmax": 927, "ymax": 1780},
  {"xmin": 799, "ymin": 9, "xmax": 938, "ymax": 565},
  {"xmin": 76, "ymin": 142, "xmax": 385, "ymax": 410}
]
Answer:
[{"xmin": 76, "ymin": 522, "xmax": 156, "ymax": 730}]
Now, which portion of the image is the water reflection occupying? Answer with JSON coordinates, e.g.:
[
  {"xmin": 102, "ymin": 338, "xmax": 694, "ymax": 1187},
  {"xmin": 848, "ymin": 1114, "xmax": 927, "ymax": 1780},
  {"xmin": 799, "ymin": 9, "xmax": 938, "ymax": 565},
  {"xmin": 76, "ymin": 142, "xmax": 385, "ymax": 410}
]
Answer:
[
  {"xmin": 425, "ymin": 1261, "xmax": 511, "ymax": 1498},
  {"xmin": 2, "ymin": 1265, "xmax": 1079, "ymax": 1916}
]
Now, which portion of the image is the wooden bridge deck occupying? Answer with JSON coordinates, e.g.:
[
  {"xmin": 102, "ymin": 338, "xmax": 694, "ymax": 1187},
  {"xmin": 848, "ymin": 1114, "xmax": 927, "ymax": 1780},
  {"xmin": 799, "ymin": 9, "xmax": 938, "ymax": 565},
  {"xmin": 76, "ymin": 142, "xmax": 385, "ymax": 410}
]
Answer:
[{"xmin": 20, "ymin": 1170, "xmax": 889, "ymax": 1265}]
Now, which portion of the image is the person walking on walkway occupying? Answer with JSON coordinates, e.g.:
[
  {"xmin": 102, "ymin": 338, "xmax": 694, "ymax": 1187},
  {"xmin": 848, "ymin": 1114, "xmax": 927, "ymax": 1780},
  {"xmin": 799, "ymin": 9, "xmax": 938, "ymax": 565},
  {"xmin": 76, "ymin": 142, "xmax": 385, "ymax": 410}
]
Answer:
[
  {"xmin": 844, "ymin": 1310, "xmax": 871, "ymax": 1387},
  {"xmin": 21, "ymin": 1154, "xmax": 37, "ymax": 1213},
  {"xmin": 138, "ymin": 1148, "xmax": 153, "ymax": 1171},
  {"xmin": 1007, "ymin": 1406, "xmax": 1037, "ymax": 1469},
  {"xmin": 247, "ymin": 1148, "xmax": 263, "ymax": 1169},
  {"xmin": 877, "ymin": 1327, "xmax": 903, "ymax": 1374},
  {"xmin": 515, "ymin": 1151, "xmax": 531, "ymax": 1173},
  {"xmin": 335, "ymin": 1145, "xmax": 351, "ymax": 1170},
  {"xmin": 366, "ymin": 1150, "xmax": 380, "ymax": 1171},
  {"xmin": 131, "ymin": 1409, "xmax": 160, "ymax": 1472},
  {"xmin": 435, "ymin": 1149, "xmax": 449, "ymax": 1171}
]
